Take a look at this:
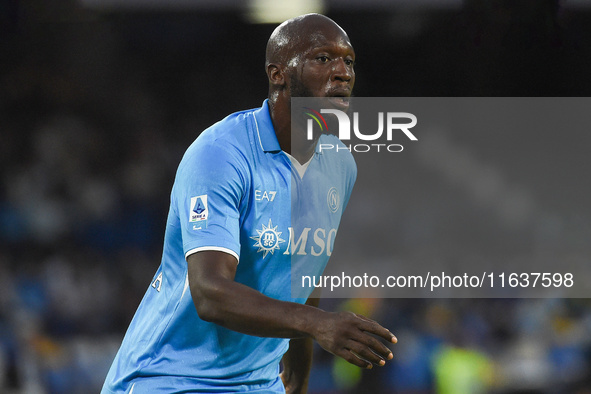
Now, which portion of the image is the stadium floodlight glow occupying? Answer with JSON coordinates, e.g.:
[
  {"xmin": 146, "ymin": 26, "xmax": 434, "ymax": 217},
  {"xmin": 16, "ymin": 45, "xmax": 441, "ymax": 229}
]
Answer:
[{"xmin": 246, "ymin": 0, "xmax": 326, "ymax": 24}]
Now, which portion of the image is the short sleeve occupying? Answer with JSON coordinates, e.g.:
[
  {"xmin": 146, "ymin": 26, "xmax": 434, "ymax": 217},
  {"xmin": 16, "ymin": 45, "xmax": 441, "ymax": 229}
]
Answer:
[{"xmin": 173, "ymin": 140, "xmax": 247, "ymax": 262}]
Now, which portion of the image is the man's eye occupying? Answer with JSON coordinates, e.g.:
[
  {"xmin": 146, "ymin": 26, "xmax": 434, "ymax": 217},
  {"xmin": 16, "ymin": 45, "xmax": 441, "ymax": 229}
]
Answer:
[
  {"xmin": 345, "ymin": 59, "xmax": 355, "ymax": 66},
  {"xmin": 317, "ymin": 56, "xmax": 330, "ymax": 63}
]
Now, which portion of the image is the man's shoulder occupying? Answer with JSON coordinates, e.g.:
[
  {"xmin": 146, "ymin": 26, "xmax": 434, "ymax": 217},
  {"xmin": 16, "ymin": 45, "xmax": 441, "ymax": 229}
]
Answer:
[
  {"xmin": 173, "ymin": 106, "xmax": 265, "ymax": 186},
  {"xmin": 184, "ymin": 106, "xmax": 262, "ymax": 159},
  {"xmin": 199, "ymin": 106, "xmax": 259, "ymax": 145}
]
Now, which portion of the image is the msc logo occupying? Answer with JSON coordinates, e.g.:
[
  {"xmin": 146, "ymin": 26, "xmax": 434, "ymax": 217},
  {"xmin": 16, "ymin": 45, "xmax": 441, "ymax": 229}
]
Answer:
[
  {"xmin": 251, "ymin": 220, "xmax": 337, "ymax": 258},
  {"xmin": 251, "ymin": 219, "xmax": 285, "ymax": 258},
  {"xmin": 283, "ymin": 227, "xmax": 338, "ymax": 257}
]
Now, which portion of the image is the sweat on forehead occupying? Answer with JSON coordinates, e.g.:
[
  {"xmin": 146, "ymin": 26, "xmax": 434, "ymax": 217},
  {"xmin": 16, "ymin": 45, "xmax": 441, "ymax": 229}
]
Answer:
[{"xmin": 265, "ymin": 13, "xmax": 349, "ymax": 67}]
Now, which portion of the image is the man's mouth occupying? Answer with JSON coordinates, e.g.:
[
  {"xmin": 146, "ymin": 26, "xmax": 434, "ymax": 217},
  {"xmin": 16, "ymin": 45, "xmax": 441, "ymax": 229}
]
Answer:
[{"xmin": 327, "ymin": 94, "xmax": 350, "ymax": 110}]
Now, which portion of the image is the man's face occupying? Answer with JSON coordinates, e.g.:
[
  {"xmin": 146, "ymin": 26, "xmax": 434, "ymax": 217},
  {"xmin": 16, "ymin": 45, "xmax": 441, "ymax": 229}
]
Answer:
[{"xmin": 287, "ymin": 26, "xmax": 355, "ymax": 109}]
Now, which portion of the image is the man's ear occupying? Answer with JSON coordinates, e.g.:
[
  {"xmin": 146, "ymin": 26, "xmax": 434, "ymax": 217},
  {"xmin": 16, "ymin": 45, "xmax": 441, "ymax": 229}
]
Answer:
[{"xmin": 267, "ymin": 63, "xmax": 286, "ymax": 87}]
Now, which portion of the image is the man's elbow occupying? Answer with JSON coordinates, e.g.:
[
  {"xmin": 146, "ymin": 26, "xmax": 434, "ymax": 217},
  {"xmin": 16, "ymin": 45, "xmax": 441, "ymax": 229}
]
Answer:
[{"xmin": 191, "ymin": 285, "xmax": 226, "ymax": 324}]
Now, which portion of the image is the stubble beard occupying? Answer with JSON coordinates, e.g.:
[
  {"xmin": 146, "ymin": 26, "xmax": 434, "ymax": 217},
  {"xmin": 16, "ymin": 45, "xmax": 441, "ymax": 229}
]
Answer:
[{"xmin": 288, "ymin": 75, "xmax": 319, "ymax": 160}]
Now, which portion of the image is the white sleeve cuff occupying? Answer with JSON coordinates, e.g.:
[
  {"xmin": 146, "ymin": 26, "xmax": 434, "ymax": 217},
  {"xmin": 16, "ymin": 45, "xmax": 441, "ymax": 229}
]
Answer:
[{"xmin": 185, "ymin": 246, "xmax": 239, "ymax": 264}]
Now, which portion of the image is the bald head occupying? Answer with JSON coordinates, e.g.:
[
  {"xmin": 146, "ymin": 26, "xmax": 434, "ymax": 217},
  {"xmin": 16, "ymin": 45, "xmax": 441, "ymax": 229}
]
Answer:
[
  {"xmin": 265, "ymin": 14, "xmax": 351, "ymax": 69},
  {"xmin": 264, "ymin": 14, "xmax": 355, "ymax": 157}
]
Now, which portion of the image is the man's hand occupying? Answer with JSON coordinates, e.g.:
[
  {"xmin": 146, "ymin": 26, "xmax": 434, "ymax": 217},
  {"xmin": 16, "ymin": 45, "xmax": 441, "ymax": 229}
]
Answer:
[
  {"xmin": 311, "ymin": 311, "xmax": 396, "ymax": 369},
  {"xmin": 188, "ymin": 251, "xmax": 396, "ymax": 371},
  {"xmin": 280, "ymin": 297, "xmax": 317, "ymax": 394}
]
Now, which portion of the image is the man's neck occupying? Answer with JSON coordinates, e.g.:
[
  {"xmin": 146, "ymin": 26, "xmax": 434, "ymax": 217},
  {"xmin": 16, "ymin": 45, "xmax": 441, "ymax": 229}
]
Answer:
[{"xmin": 268, "ymin": 97, "xmax": 317, "ymax": 163}]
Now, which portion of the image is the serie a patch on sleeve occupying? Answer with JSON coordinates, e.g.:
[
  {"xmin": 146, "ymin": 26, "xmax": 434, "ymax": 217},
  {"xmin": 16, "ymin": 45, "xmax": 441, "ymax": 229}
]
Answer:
[{"xmin": 189, "ymin": 195, "xmax": 208, "ymax": 230}]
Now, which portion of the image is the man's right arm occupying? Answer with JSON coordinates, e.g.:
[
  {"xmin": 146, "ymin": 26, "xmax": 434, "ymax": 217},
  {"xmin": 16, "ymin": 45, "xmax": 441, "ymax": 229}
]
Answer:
[{"xmin": 187, "ymin": 250, "xmax": 396, "ymax": 369}]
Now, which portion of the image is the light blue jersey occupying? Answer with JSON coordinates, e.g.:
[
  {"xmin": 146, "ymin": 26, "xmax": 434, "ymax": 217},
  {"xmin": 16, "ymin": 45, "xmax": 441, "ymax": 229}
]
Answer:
[{"xmin": 102, "ymin": 100, "xmax": 356, "ymax": 393}]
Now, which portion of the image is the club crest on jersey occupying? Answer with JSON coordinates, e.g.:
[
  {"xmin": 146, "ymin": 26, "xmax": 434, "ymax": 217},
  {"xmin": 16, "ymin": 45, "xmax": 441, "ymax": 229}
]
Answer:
[
  {"xmin": 251, "ymin": 219, "xmax": 285, "ymax": 258},
  {"xmin": 327, "ymin": 187, "xmax": 339, "ymax": 213},
  {"xmin": 189, "ymin": 195, "xmax": 208, "ymax": 225}
]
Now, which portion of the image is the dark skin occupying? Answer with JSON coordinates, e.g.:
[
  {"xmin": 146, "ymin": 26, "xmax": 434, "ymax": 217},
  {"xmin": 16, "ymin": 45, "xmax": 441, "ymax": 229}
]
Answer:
[
  {"xmin": 266, "ymin": 14, "xmax": 356, "ymax": 162},
  {"xmin": 188, "ymin": 14, "xmax": 396, "ymax": 394}
]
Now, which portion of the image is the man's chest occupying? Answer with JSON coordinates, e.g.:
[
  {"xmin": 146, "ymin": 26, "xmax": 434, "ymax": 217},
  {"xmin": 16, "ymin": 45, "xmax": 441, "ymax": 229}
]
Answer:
[{"xmin": 240, "ymin": 162, "xmax": 348, "ymax": 260}]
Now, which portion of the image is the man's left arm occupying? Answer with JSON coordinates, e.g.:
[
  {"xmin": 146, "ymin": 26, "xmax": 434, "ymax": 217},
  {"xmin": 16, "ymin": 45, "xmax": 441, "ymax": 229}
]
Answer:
[{"xmin": 280, "ymin": 296, "xmax": 320, "ymax": 394}]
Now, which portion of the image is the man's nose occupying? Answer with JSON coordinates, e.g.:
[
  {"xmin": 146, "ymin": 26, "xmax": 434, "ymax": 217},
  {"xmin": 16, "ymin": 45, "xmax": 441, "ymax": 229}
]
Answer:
[{"xmin": 332, "ymin": 58, "xmax": 353, "ymax": 82}]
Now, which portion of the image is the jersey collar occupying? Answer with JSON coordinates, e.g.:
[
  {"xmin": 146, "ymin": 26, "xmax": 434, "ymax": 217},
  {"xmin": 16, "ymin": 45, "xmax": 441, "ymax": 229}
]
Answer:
[{"xmin": 253, "ymin": 100, "xmax": 281, "ymax": 153}]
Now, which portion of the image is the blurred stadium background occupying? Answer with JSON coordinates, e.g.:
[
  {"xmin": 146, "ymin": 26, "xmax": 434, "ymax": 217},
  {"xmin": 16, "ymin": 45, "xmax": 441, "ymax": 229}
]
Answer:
[{"xmin": 2, "ymin": 0, "xmax": 591, "ymax": 392}]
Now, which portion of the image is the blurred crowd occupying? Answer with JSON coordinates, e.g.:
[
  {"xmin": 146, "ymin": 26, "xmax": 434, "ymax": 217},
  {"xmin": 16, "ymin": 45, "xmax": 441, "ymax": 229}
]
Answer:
[
  {"xmin": 2, "ymin": 1, "xmax": 591, "ymax": 392},
  {"xmin": 0, "ymin": 94, "xmax": 178, "ymax": 392}
]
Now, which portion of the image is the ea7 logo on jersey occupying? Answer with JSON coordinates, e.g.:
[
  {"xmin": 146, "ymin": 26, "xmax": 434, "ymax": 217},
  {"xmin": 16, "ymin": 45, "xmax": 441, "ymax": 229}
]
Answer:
[
  {"xmin": 255, "ymin": 190, "xmax": 277, "ymax": 202},
  {"xmin": 189, "ymin": 195, "xmax": 208, "ymax": 223}
]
